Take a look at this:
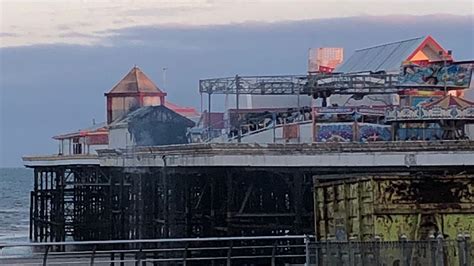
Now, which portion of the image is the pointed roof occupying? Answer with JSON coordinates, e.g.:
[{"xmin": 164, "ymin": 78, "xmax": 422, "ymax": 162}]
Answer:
[
  {"xmin": 335, "ymin": 36, "xmax": 451, "ymax": 74},
  {"xmin": 107, "ymin": 66, "xmax": 167, "ymax": 95},
  {"xmin": 424, "ymin": 95, "xmax": 474, "ymax": 109},
  {"xmin": 405, "ymin": 35, "xmax": 452, "ymax": 62}
]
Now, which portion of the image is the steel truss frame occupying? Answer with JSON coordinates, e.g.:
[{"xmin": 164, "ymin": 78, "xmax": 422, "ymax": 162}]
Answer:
[{"xmin": 199, "ymin": 73, "xmax": 458, "ymax": 97}]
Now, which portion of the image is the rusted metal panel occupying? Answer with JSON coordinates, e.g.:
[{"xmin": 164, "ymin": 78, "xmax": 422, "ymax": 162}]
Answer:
[
  {"xmin": 282, "ymin": 124, "xmax": 300, "ymax": 140},
  {"xmin": 314, "ymin": 174, "xmax": 474, "ymax": 241},
  {"xmin": 374, "ymin": 176, "xmax": 473, "ymax": 214}
]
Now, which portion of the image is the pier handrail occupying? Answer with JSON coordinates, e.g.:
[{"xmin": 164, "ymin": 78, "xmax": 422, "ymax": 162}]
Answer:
[
  {"xmin": 0, "ymin": 234, "xmax": 312, "ymax": 248},
  {"xmin": 1, "ymin": 234, "xmax": 472, "ymax": 265},
  {"xmin": 0, "ymin": 235, "xmax": 314, "ymax": 265}
]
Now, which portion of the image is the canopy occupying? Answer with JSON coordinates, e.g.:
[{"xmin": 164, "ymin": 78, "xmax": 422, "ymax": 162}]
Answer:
[
  {"xmin": 386, "ymin": 95, "xmax": 474, "ymax": 122},
  {"xmin": 424, "ymin": 95, "xmax": 474, "ymax": 109}
]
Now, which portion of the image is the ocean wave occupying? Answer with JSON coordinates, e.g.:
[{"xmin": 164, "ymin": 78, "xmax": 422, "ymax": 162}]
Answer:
[
  {"xmin": 0, "ymin": 208, "xmax": 24, "ymax": 214},
  {"xmin": 0, "ymin": 233, "xmax": 29, "ymax": 241},
  {"xmin": 0, "ymin": 233, "xmax": 33, "ymax": 259}
]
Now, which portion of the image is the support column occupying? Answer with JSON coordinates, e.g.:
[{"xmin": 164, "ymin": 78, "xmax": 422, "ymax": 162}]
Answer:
[
  {"xmin": 208, "ymin": 93, "xmax": 212, "ymax": 141},
  {"xmin": 161, "ymin": 160, "xmax": 169, "ymax": 238},
  {"xmin": 119, "ymin": 171, "xmax": 126, "ymax": 239},
  {"xmin": 210, "ymin": 174, "xmax": 216, "ymax": 236},
  {"xmin": 293, "ymin": 172, "xmax": 304, "ymax": 234},
  {"xmin": 167, "ymin": 172, "xmax": 178, "ymax": 237},
  {"xmin": 226, "ymin": 170, "xmax": 235, "ymax": 236},
  {"xmin": 183, "ymin": 173, "xmax": 192, "ymax": 237},
  {"xmin": 31, "ymin": 168, "xmax": 38, "ymax": 242},
  {"xmin": 235, "ymin": 75, "xmax": 241, "ymax": 143},
  {"xmin": 53, "ymin": 168, "xmax": 66, "ymax": 243}
]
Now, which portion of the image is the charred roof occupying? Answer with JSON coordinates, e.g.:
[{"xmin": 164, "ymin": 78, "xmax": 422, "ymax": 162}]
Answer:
[{"xmin": 110, "ymin": 105, "xmax": 195, "ymax": 128}]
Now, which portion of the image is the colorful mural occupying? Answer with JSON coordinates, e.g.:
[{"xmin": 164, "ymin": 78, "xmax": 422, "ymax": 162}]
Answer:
[
  {"xmin": 316, "ymin": 123, "xmax": 353, "ymax": 142},
  {"xmin": 358, "ymin": 123, "xmax": 391, "ymax": 142},
  {"xmin": 316, "ymin": 123, "xmax": 392, "ymax": 142},
  {"xmin": 411, "ymin": 96, "xmax": 435, "ymax": 107},
  {"xmin": 399, "ymin": 62, "xmax": 473, "ymax": 88}
]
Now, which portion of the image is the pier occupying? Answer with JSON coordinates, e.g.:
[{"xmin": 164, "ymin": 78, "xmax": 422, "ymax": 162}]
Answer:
[
  {"xmin": 23, "ymin": 141, "xmax": 474, "ymax": 243},
  {"xmin": 16, "ymin": 35, "xmax": 474, "ymax": 265}
]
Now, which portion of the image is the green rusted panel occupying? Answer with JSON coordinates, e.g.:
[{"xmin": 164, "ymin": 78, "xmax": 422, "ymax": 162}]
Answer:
[
  {"xmin": 443, "ymin": 214, "xmax": 474, "ymax": 239},
  {"xmin": 315, "ymin": 178, "xmax": 376, "ymax": 241},
  {"xmin": 374, "ymin": 214, "xmax": 418, "ymax": 241},
  {"xmin": 314, "ymin": 174, "xmax": 474, "ymax": 241}
]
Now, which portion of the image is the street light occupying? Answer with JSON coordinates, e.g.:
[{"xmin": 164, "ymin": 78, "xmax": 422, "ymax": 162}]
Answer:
[
  {"xmin": 162, "ymin": 67, "xmax": 168, "ymax": 90},
  {"xmin": 438, "ymin": 50, "xmax": 452, "ymax": 95}
]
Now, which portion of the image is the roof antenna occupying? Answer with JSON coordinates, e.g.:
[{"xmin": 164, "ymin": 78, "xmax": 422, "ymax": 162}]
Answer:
[{"xmin": 162, "ymin": 67, "xmax": 168, "ymax": 90}]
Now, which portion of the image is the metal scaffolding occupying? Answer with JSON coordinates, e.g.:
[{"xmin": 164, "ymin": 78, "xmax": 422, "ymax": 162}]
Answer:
[
  {"xmin": 199, "ymin": 72, "xmax": 467, "ymax": 97},
  {"xmin": 29, "ymin": 165, "xmax": 315, "ymax": 242},
  {"xmin": 199, "ymin": 73, "xmax": 402, "ymax": 97}
]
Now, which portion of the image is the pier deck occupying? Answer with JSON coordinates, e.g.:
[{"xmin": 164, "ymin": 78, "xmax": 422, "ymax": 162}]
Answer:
[
  {"xmin": 21, "ymin": 141, "xmax": 474, "ymax": 243},
  {"xmin": 97, "ymin": 141, "xmax": 474, "ymax": 169}
]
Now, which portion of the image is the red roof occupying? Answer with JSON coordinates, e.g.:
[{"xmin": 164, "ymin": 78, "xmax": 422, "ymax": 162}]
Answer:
[
  {"xmin": 53, "ymin": 123, "xmax": 108, "ymax": 140},
  {"xmin": 165, "ymin": 101, "xmax": 200, "ymax": 119},
  {"xmin": 106, "ymin": 66, "xmax": 167, "ymax": 96},
  {"xmin": 406, "ymin": 35, "xmax": 453, "ymax": 62},
  {"xmin": 424, "ymin": 95, "xmax": 474, "ymax": 109}
]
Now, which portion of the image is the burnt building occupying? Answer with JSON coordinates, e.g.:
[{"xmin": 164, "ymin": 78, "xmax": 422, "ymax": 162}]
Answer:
[{"xmin": 108, "ymin": 105, "xmax": 195, "ymax": 148}]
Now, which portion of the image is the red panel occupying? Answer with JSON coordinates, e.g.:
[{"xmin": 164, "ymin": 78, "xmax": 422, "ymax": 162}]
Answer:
[
  {"xmin": 106, "ymin": 96, "xmax": 113, "ymax": 124},
  {"xmin": 86, "ymin": 134, "xmax": 109, "ymax": 145},
  {"xmin": 283, "ymin": 124, "xmax": 300, "ymax": 140},
  {"xmin": 318, "ymin": 66, "xmax": 335, "ymax": 73}
]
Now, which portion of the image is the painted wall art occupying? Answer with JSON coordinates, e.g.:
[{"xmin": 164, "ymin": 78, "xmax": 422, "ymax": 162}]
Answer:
[{"xmin": 399, "ymin": 62, "xmax": 473, "ymax": 88}]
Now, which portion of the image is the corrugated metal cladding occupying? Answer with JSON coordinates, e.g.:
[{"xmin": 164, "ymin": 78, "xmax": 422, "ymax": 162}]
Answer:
[{"xmin": 335, "ymin": 37, "xmax": 425, "ymax": 74}]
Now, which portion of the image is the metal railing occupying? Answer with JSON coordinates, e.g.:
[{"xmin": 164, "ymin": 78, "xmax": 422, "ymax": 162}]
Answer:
[
  {"xmin": 198, "ymin": 73, "xmax": 401, "ymax": 96},
  {"xmin": 0, "ymin": 235, "xmax": 310, "ymax": 265},
  {"xmin": 309, "ymin": 235, "xmax": 472, "ymax": 266},
  {"xmin": 2, "ymin": 234, "xmax": 471, "ymax": 265}
]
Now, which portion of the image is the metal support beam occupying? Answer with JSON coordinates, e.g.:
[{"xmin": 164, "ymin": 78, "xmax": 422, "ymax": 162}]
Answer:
[
  {"xmin": 236, "ymin": 75, "xmax": 241, "ymax": 143},
  {"xmin": 208, "ymin": 93, "xmax": 212, "ymax": 141}
]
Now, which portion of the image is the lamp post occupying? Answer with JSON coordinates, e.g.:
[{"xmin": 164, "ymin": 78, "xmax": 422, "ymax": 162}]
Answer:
[
  {"xmin": 438, "ymin": 50, "xmax": 453, "ymax": 140},
  {"xmin": 439, "ymin": 50, "xmax": 452, "ymax": 95},
  {"xmin": 162, "ymin": 67, "xmax": 168, "ymax": 90}
]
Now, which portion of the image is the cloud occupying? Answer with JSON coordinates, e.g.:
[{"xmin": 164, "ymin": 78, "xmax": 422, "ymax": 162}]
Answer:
[
  {"xmin": 99, "ymin": 15, "xmax": 474, "ymax": 58},
  {"xmin": 0, "ymin": 32, "xmax": 19, "ymax": 37},
  {"xmin": 2, "ymin": 0, "xmax": 473, "ymax": 47},
  {"xmin": 57, "ymin": 31, "xmax": 98, "ymax": 39},
  {"xmin": 121, "ymin": 6, "xmax": 207, "ymax": 17}
]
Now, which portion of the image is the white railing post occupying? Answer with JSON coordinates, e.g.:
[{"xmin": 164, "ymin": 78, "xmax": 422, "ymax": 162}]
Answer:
[{"xmin": 304, "ymin": 234, "xmax": 311, "ymax": 266}]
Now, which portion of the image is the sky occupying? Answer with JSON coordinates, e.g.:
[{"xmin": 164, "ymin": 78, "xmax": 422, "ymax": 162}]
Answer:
[{"xmin": 0, "ymin": 0, "xmax": 473, "ymax": 166}]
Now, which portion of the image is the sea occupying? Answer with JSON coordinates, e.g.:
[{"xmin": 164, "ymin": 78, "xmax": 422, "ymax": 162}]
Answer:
[{"xmin": 0, "ymin": 168, "xmax": 32, "ymax": 242}]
